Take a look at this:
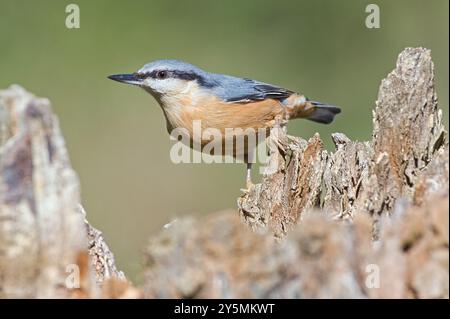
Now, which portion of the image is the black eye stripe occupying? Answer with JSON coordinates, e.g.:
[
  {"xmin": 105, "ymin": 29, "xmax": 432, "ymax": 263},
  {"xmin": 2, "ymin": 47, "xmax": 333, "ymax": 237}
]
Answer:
[
  {"xmin": 135, "ymin": 70, "xmax": 195, "ymax": 80},
  {"xmin": 133, "ymin": 70, "xmax": 217, "ymax": 88},
  {"xmin": 134, "ymin": 70, "xmax": 168, "ymax": 79},
  {"xmin": 133, "ymin": 72, "xmax": 150, "ymax": 79},
  {"xmin": 171, "ymin": 70, "xmax": 198, "ymax": 81}
]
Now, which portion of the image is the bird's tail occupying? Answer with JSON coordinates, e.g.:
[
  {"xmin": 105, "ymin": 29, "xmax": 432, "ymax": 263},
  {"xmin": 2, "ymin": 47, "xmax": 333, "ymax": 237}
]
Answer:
[{"xmin": 286, "ymin": 94, "xmax": 341, "ymax": 124}]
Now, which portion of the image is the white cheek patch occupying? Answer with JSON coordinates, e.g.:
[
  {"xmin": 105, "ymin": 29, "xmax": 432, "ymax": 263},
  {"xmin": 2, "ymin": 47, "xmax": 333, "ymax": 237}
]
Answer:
[
  {"xmin": 164, "ymin": 79, "xmax": 193, "ymax": 95},
  {"xmin": 143, "ymin": 78, "xmax": 155, "ymax": 87}
]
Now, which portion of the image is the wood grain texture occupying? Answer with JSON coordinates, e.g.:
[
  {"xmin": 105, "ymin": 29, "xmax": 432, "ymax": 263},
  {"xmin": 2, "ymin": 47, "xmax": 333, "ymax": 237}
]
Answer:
[{"xmin": 238, "ymin": 47, "xmax": 448, "ymax": 240}]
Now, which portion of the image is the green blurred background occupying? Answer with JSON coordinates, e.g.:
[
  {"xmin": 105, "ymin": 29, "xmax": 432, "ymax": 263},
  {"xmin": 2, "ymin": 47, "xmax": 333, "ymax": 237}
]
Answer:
[{"xmin": 0, "ymin": 0, "xmax": 448, "ymax": 282}]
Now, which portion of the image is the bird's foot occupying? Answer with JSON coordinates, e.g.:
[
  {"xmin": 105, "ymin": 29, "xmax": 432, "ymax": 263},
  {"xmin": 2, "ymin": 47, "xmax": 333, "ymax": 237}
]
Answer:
[{"xmin": 240, "ymin": 180, "xmax": 255, "ymax": 194}]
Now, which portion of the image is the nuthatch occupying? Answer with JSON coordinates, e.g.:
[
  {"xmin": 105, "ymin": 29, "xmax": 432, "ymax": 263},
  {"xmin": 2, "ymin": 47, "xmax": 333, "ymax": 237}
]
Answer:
[{"xmin": 108, "ymin": 60, "xmax": 341, "ymax": 189}]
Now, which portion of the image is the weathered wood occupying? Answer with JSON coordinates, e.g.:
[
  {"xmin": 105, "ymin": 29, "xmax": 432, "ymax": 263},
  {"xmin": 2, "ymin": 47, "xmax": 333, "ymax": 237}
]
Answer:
[
  {"xmin": 0, "ymin": 47, "xmax": 447, "ymax": 299},
  {"xmin": 238, "ymin": 133, "xmax": 327, "ymax": 238},
  {"xmin": 363, "ymin": 47, "xmax": 446, "ymax": 217},
  {"xmin": 322, "ymin": 134, "xmax": 372, "ymax": 220},
  {"xmin": 143, "ymin": 195, "xmax": 448, "ymax": 298},
  {"xmin": 0, "ymin": 85, "xmax": 126, "ymax": 298},
  {"xmin": 238, "ymin": 47, "xmax": 448, "ymax": 239}
]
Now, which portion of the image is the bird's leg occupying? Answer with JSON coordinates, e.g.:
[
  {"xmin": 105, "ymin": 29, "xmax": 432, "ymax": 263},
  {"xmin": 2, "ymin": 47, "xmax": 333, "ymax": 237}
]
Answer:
[{"xmin": 246, "ymin": 162, "xmax": 253, "ymax": 189}]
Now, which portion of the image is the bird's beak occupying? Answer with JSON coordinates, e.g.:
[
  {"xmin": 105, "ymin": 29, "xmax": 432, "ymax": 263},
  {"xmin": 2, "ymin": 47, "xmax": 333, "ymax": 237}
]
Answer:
[{"xmin": 108, "ymin": 73, "xmax": 142, "ymax": 86}]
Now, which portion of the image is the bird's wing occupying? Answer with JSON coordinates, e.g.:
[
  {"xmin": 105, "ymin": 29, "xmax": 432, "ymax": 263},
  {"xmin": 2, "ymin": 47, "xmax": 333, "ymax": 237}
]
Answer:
[{"xmin": 211, "ymin": 75, "xmax": 294, "ymax": 103}]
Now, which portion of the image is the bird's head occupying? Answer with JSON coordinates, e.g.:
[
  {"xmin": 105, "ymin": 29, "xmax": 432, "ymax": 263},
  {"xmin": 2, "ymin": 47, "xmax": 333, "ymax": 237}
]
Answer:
[{"xmin": 108, "ymin": 60, "xmax": 215, "ymax": 100}]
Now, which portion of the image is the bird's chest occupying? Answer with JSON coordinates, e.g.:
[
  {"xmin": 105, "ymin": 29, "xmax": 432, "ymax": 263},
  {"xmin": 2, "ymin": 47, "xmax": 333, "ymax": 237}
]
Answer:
[{"xmin": 160, "ymin": 94, "xmax": 285, "ymax": 136}]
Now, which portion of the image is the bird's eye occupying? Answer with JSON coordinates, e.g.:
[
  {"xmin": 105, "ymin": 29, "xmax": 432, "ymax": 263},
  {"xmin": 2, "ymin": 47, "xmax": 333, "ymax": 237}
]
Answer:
[{"xmin": 156, "ymin": 70, "xmax": 168, "ymax": 79}]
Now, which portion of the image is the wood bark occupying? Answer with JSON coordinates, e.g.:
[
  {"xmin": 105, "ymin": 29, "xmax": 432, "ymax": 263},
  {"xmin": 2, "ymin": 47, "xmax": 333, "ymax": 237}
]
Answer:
[
  {"xmin": 0, "ymin": 86, "xmax": 132, "ymax": 298},
  {"xmin": 238, "ymin": 47, "xmax": 448, "ymax": 239},
  {"xmin": 0, "ymin": 48, "xmax": 448, "ymax": 298},
  {"xmin": 144, "ymin": 194, "xmax": 448, "ymax": 298}
]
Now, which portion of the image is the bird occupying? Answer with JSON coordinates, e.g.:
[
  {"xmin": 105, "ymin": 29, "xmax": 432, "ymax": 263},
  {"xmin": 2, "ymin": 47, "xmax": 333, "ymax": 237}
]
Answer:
[{"xmin": 108, "ymin": 60, "xmax": 341, "ymax": 190}]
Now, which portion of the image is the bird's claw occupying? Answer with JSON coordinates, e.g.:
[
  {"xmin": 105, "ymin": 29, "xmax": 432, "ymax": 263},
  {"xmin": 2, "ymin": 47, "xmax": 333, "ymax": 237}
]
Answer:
[{"xmin": 240, "ymin": 180, "xmax": 255, "ymax": 194}]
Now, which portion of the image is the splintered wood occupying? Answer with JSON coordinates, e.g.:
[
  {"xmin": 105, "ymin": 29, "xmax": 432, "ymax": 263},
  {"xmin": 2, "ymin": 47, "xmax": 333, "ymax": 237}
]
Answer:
[{"xmin": 238, "ymin": 47, "xmax": 448, "ymax": 239}]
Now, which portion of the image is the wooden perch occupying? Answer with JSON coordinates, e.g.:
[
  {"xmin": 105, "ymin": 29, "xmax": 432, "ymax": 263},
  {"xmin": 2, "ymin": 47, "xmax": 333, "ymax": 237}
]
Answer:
[
  {"xmin": 238, "ymin": 47, "xmax": 448, "ymax": 239},
  {"xmin": 0, "ymin": 47, "xmax": 448, "ymax": 298},
  {"xmin": 0, "ymin": 86, "xmax": 130, "ymax": 298}
]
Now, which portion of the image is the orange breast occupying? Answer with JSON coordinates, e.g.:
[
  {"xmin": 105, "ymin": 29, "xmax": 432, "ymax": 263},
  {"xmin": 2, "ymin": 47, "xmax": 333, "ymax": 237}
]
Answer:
[
  {"xmin": 190, "ymin": 97, "xmax": 285, "ymax": 132},
  {"xmin": 162, "ymin": 94, "xmax": 287, "ymax": 157}
]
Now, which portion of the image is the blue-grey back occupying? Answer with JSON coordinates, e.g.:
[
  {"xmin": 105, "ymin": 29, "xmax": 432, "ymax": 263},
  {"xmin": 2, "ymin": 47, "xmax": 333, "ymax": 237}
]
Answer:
[{"xmin": 139, "ymin": 59, "xmax": 293, "ymax": 103}]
